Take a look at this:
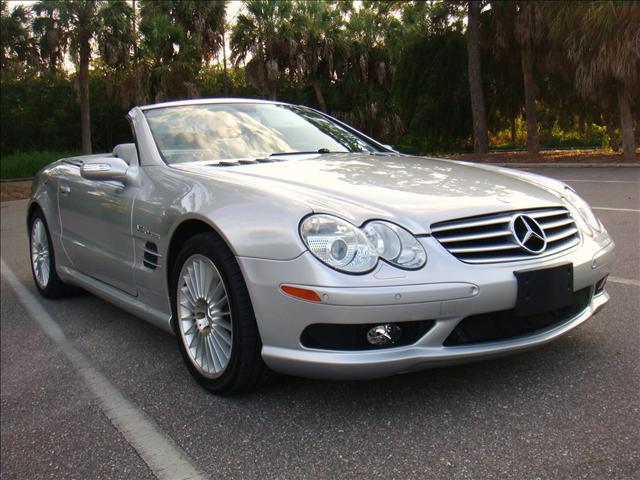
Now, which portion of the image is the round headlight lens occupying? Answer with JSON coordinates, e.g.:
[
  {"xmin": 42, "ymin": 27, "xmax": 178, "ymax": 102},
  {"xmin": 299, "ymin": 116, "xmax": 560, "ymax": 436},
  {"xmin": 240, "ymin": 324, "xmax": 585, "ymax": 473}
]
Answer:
[
  {"xmin": 363, "ymin": 221, "xmax": 427, "ymax": 269},
  {"xmin": 300, "ymin": 215, "xmax": 427, "ymax": 273},
  {"xmin": 564, "ymin": 187, "xmax": 601, "ymax": 233},
  {"xmin": 300, "ymin": 214, "xmax": 378, "ymax": 273},
  {"xmin": 363, "ymin": 222, "xmax": 402, "ymax": 259}
]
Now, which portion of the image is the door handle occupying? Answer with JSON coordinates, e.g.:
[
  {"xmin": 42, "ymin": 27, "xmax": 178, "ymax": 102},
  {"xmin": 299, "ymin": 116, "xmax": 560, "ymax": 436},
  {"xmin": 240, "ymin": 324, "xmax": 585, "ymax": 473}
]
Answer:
[{"xmin": 59, "ymin": 184, "xmax": 71, "ymax": 195}]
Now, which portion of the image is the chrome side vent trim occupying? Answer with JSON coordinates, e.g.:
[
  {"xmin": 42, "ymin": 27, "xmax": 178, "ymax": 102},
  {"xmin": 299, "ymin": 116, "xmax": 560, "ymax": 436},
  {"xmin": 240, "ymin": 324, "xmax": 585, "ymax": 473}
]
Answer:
[
  {"xmin": 142, "ymin": 241, "xmax": 160, "ymax": 270},
  {"xmin": 431, "ymin": 207, "xmax": 580, "ymax": 264}
]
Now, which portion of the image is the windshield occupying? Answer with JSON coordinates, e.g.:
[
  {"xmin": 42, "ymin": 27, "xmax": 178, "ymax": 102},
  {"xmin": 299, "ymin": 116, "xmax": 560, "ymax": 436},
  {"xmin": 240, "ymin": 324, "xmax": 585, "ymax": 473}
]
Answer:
[{"xmin": 143, "ymin": 103, "xmax": 380, "ymax": 164}]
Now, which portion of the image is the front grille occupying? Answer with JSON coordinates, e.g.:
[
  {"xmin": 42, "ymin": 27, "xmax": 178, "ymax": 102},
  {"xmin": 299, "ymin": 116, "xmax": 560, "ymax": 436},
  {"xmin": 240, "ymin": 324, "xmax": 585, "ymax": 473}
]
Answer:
[
  {"xmin": 431, "ymin": 207, "xmax": 580, "ymax": 264},
  {"xmin": 443, "ymin": 287, "xmax": 591, "ymax": 346}
]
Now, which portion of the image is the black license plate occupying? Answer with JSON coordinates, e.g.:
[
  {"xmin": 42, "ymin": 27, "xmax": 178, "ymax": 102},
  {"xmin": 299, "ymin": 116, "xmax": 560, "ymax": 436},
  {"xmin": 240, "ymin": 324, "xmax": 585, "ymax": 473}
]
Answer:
[{"xmin": 514, "ymin": 263, "xmax": 574, "ymax": 316}]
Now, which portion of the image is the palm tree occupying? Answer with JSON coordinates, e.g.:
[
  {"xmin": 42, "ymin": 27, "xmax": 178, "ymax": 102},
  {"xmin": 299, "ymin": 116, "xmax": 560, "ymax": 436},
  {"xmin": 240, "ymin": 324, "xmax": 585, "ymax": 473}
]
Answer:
[
  {"xmin": 515, "ymin": 1, "xmax": 545, "ymax": 154},
  {"xmin": 466, "ymin": 0, "xmax": 488, "ymax": 153},
  {"xmin": 59, "ymin": 0, "xmax": 100, "ymax": 154},
  {"xmin": 138, "ymin": 9, "xmax": 189, "ymax": 101},
  {"xmin": 31, "ymin": 1, "xmax": 67, "ymax": 76},
  {"xmin": 547, "ymin": 1, "xmax": 639, "ymax": 159},
  {"xmin": 230, "ymin": 0, "xmax": 295, "ymax": 100},
  {"xmin": 141, "ymin": 0, "xmax": 225, "ymax": 62},
  {"xmin": 290, "ymin": 1, "xmax": 345, "ymax": 112},
  {"xmin": 1, "ymin": 1, "xmax": 39, "ymax": 77},
  {"xmin": 32, "ymin": 0, "xmax": 100, "ymax": 153},
  {"xmin": 32, "ymin": 1, "xmax": 136, "ymax": 153},
  {"xmin": 139, "ymin": 0, "xmax": 226, "ymax": 101},
  {"xmin": 96, "ymin": 0, "xmax": 134, "ymax": 69}
]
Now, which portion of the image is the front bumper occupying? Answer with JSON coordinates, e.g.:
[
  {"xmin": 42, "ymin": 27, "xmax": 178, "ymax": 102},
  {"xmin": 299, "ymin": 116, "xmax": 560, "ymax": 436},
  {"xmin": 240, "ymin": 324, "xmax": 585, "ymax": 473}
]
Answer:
[{"xmin": 238, "ymin": 233, "xmax": 614, "ymax": 380}]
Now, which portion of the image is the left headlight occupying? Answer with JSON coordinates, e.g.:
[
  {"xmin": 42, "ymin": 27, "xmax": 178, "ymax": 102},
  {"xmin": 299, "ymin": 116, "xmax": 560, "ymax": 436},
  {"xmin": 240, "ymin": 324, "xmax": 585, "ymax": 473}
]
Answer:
[
  {"xmin": 563, "ymin": 186, "xmax": 601, "ymax": 234},
  {"xmin": 300, "ymin": 214, "xmax": 427, "ymax": 273}
]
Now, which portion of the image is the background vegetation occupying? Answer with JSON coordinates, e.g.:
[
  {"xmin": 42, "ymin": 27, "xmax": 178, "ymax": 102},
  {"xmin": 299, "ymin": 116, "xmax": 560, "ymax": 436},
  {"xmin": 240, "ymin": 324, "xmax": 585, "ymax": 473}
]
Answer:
[{"xmin": 1, "ymin": 0, "xmax": 638, "ymax": 170}]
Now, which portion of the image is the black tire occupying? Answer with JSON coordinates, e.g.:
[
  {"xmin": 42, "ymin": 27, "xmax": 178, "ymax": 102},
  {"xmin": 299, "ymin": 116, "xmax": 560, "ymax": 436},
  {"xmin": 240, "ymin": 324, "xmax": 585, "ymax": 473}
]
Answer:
[
  {"xmin": 170, "ymin": 232, "xmax": 276, "ymax": 394},
  {"xmin": 28, "ymin": 210, "xmax": 75, "ymax": 298}
]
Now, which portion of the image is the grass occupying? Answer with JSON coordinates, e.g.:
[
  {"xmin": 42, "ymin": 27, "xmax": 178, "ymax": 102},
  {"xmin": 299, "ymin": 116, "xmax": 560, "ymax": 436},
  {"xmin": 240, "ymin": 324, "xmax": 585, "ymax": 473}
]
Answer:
[
  {"xmin": 0, "ymin": 150, "xmax": 79, "ymax": 179},
  {"xmin": 443, "ymin": 147, "xmax": 638, "ymax": 163}
]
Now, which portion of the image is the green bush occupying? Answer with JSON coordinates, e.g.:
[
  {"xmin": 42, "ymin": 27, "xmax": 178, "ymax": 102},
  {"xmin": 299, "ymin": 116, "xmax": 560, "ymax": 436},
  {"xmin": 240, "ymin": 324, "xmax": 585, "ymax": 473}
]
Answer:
[{"xmin": 0, "ymin": 150, "xmax": 79, "ymax": 179}]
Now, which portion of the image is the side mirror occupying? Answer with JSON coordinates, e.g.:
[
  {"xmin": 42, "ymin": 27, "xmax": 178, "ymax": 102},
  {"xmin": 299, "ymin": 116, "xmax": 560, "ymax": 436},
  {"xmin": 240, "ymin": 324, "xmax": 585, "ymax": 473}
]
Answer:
[{"xmin": 81, "ymin": 157, "xmax": 129, "ymax": 182}]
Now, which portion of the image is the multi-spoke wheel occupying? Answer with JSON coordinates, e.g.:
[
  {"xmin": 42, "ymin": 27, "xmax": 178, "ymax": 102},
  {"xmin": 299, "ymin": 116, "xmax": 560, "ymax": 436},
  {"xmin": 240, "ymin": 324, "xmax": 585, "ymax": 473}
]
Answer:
[
  {"xmin": 171, "ymin": 231, "xmax": 275, "ymax": 394},
  {"xmin": 177, "ymin": 255, "xmax": 233, "ymax": 378},
  {"xmin": 31, "ymin": 217, "xmax": 50, "ymax": 289},
  {"xmin": 28, "ymin": 209, "xmax": 74, "ymax": 298}
]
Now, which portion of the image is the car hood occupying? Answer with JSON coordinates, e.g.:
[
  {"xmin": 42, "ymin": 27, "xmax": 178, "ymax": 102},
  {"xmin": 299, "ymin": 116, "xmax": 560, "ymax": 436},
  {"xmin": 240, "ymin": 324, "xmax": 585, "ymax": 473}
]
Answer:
[{"xmin": 173, "ymin": 153, "xmax": 567, "ymax": 234}]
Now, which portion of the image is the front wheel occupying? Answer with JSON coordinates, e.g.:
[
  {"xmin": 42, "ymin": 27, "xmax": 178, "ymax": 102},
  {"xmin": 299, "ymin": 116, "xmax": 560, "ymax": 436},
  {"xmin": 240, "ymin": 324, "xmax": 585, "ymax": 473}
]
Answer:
[
  {"xmin": 29, "ymin": 210, "xmax": 74, "ymax": 298},
  {"xmin": 171, "ymin": 232, "xmax": 275, "ymax": 394}
]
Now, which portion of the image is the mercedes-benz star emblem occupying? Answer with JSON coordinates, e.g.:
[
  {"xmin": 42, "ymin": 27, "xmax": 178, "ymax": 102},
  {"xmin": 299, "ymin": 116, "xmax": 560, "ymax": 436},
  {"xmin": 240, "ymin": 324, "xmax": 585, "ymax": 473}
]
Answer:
[{"xmin": 510, "ymin": 214, "xmax": 547, "ymax": 253}]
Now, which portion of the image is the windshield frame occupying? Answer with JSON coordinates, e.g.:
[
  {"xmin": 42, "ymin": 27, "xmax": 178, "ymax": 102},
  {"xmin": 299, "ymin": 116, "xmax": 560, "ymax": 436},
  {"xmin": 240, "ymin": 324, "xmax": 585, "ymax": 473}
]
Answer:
[{"xmin": 141, "ymin": 101, "xmax": 391, "ymax": 166}]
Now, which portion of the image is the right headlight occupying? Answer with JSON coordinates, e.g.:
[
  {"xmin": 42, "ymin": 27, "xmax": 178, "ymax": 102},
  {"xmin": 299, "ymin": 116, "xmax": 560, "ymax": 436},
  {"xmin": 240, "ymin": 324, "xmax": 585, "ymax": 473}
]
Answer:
[
  {"xmin": 361, "ymin": 221, "xmax": 427, "ymax": 270},
  {"xmin": 563, "ymin": 186, "xmax": 601, "ymax": 234},
  {"xmin": 300, "ymin": 214, "xmax": 427, "ymax": 273}
]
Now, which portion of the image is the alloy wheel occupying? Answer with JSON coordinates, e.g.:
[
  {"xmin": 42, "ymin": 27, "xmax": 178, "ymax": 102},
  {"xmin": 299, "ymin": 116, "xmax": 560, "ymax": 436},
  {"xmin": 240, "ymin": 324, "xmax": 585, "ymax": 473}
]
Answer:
[
  {"xmin": 177, "ymin": 254, "xmax": 233, "ymax": 378},
  {"xmin": 31, "ymin": 218, "xmax": 50, "ymax": 289}
]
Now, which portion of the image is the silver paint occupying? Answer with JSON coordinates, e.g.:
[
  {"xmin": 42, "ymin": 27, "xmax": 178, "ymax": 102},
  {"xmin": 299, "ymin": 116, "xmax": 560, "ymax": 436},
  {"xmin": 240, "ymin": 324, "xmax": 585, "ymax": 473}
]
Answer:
[{"xmin": 27, "ymin": 98, "xmax": 615, "ymax": 380}]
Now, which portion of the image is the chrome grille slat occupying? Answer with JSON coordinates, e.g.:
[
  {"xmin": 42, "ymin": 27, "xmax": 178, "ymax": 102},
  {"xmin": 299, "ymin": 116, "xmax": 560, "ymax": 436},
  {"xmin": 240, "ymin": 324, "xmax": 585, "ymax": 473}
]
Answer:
[
  {"xmin": 527, "ymin": 208, "xmax": 569, "ymax": 219},
  {"xmin": 546, "ymin": 226, "xmax": 578, "ymax": 243},
  {"xmin": 437, "ymin": 230, "xmax": 512, "ymax": 243},
  {"xmin": 431, "ymin": 207, "xmax": 580, "ymax": 264},
  {"xmin": 430, "ymin": 214, "xmax": 513, "ymax": 233},
  {"xmin": 449, "ymin": 243, "xmax": 519, "ymax": 254},
  {"xmin": 537, "ymin": 217, "xmax": 573, "ymax": 229},
  {"xmin": 460, "ymin": 237, "xmax": 581, "ymax": 264}
]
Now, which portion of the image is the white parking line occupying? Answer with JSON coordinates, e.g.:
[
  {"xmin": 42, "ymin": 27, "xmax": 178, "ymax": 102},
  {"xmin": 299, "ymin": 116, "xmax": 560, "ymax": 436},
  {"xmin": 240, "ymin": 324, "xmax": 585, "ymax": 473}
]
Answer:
[
  {"xmin": 592, "ymin": 207, "xmax": 640, "ymax": 213},
  {"xmin": 1, "ymin": 259, "xmax": 208, "ymax": 480},
  {"xmin": 609, "ymin": 276, "xmax": 640, "ymax": 287}
]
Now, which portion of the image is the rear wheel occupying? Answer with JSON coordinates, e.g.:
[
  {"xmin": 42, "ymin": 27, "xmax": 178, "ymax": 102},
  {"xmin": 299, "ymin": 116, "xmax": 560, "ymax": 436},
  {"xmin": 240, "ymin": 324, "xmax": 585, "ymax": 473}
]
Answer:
[
  {"xmin": 171, "ymin": 232, "xmax": 275, "ymax": 394},
  {"xmin": 29, "ymin": 210, "xmax": 74, "ymax": 298}
]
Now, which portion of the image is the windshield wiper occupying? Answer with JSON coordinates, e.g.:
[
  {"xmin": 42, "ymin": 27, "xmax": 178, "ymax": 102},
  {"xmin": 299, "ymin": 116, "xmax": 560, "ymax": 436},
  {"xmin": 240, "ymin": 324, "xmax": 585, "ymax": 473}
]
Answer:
[{"xmin": 268, "ymin": 148, "xmax": 341, "ymax": 156}]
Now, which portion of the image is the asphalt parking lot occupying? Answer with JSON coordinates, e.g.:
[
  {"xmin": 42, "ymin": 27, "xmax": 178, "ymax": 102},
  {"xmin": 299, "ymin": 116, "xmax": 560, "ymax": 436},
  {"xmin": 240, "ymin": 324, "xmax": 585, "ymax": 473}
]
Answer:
[{"xmin": 1, "ymin": 166, "xmax": 639, "ymax": 480}]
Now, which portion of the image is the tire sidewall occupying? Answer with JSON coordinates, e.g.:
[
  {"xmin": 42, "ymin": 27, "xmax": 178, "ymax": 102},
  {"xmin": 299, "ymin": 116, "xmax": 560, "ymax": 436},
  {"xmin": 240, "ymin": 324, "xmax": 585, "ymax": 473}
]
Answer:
[
  {"xmin": 170, "ymin": 235, "xmax": 247, "ymax": 392},
  {"xmin": 29, "ymin": 212, "xmax": 56, "ymax": 297}
]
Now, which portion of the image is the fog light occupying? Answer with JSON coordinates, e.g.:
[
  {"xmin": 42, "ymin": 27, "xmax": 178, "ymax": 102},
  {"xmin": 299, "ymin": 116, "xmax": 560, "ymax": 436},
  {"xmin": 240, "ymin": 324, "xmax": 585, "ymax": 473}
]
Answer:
[{"xmin": 366, "ymin": 324, "xmax": 402, "ymax": 346}]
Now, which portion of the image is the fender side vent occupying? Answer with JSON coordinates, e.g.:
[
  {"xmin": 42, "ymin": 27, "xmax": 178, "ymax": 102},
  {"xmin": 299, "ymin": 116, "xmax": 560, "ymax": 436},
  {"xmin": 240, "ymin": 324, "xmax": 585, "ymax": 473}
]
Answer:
[{"xmin": 143, "ymin": 242, "xmax": 160, "ymax": 270}]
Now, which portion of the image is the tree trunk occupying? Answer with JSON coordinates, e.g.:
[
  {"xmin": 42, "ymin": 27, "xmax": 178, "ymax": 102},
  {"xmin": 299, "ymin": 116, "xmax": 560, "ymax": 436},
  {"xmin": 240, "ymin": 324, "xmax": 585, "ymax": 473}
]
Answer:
[
  {"xmin": 312, "ymin": 79, "xmax": 327, "ymax": 113},
  {"xmin": 79, "ymin": 32, "xmax": 92, "ymax": 154},
  {"xmin": 132, "ymin": 0, "xmax": 137, "ymax": 58},
  {"xmin": 267, "ymin": 81, "xmax": 277, "ymax": 101},
  {"xmin": 618, "ymin": 85, "xmax": 637, "ymax": 159},
  {"xmin": 605, "ymin": 122, "xmax": 619, "ymax": 152},
  {"xmin": 466, "ymin": 0, "xmax": 488, "ymax": 153},
  {"xmin": 222, "ymin": 27, "xmax": 229, "ymax": 96},
  {"xmin": 520, "ymin": 44, "xmax": 539, "ymax": 154}
]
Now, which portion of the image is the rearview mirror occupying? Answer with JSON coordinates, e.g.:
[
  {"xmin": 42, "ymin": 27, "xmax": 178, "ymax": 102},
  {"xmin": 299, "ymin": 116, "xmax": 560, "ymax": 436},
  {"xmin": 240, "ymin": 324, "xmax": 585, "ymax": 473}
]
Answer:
[{"xmin": 81, "ymin": 157, "xmax": 129, "ymax": 182}]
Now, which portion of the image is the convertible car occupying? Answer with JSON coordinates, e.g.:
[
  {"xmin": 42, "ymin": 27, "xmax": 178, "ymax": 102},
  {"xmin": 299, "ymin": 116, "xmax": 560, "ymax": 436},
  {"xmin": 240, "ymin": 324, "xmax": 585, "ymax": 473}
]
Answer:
[{"xmin": 27, "ymin": 99, "xmax": 614, "ymax": 394}]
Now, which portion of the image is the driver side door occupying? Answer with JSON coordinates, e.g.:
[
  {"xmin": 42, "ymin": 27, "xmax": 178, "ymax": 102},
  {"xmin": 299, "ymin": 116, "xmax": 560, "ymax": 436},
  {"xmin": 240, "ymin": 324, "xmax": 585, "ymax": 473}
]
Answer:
[{"xmin": 58, "ymin": 154, "xmax": 138, "ymax": 296}]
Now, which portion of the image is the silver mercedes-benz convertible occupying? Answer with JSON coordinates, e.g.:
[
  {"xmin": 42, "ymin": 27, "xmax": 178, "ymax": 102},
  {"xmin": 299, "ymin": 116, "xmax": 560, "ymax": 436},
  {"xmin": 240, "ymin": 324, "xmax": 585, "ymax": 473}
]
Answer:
[{"xmin": 27, "ymin": 98, "xmax": 614, "ymax": 394}]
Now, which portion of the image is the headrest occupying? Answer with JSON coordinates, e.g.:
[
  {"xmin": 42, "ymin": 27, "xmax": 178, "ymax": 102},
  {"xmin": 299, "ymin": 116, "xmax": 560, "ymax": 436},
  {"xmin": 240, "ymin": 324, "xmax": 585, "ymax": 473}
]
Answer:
[{"xmin": 112, "ymin": 143, "xmax": 138, "ymax": 165}]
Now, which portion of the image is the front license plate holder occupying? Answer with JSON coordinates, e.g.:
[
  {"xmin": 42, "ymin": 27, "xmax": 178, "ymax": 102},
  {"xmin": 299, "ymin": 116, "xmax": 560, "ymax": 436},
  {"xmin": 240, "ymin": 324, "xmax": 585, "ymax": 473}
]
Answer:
[{"xmin": 514, "ymin": 263, "xmax": 574, "ymax": 316}]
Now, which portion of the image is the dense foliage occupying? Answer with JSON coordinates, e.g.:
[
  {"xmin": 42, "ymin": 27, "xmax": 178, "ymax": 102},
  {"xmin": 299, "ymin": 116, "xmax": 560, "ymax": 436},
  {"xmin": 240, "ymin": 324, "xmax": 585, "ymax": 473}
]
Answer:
[{"xmin": 1, "ymin": 0, "xmax": 638, "ymax": 158}]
